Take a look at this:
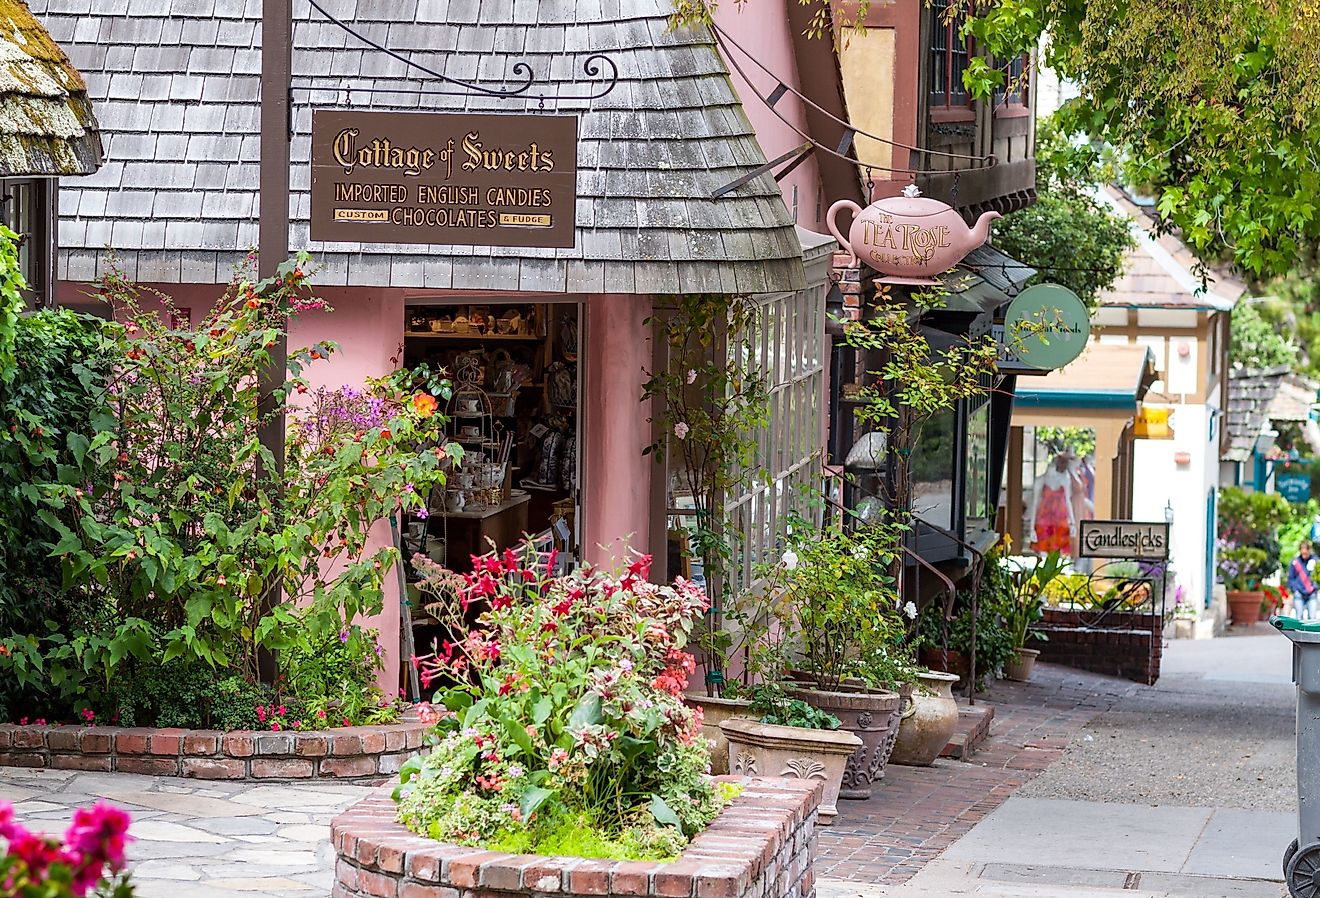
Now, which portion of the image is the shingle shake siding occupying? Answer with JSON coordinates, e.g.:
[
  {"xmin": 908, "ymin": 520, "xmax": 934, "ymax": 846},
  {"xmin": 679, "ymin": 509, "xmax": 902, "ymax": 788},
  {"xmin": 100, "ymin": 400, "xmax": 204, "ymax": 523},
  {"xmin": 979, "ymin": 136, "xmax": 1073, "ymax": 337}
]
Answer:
[{"xmin": 36, "ymin": 0, "xmax": 806, "ymax": 292}]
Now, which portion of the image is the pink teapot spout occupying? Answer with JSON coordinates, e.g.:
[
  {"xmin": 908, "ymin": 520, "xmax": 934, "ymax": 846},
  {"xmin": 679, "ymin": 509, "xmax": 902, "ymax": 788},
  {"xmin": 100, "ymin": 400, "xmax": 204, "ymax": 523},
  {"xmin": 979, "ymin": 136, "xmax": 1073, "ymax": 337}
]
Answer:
[{"xmin": 969, "ymin": 210, "xmax": 1002, "ymax": 247}]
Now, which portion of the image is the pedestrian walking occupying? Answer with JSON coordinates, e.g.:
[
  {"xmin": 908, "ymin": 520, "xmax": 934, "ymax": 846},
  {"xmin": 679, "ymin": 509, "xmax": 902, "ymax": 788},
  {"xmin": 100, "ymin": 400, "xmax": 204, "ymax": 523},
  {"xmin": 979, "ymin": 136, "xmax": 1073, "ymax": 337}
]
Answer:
[{"xmin": 1288, "ymin": 540, "xmax": 1318, "ymax": 620}]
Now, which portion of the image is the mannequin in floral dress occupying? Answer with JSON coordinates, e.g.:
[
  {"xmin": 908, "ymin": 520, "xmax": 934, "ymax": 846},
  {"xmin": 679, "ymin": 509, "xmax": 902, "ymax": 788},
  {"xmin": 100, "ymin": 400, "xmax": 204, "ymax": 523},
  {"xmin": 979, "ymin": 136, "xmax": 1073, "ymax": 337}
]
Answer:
[{"xmin": 1028, "ymin": 452, "xmax": 1076, "ymax": 556}]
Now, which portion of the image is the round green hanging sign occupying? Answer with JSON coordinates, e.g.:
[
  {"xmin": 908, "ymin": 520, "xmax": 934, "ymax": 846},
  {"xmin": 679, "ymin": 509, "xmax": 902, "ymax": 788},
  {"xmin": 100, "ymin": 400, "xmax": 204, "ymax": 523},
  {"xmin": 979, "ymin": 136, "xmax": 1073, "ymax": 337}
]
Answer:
[{"xmin": 1002, "ymin": 284, "xmax": 1091, "ymax": 371}]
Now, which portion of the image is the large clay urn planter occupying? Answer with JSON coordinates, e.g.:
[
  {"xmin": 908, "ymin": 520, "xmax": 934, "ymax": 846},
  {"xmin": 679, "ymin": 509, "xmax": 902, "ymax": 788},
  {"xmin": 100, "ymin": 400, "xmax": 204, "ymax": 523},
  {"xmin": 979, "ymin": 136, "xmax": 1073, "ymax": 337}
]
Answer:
[
  {"xmin": 1004, "ymin": 647, "xmax": 1041, "ymax": 682},
  {"xmin": 920, "ymin": 647, "xmax": 971, "ymax": 683},
  {"xmin": 684, "ymin": 693, "xmax": 752, "ymax": 775},
  {"xmin": 719, "ymin": 717, "xmax": 861, "ymax": 825},
  {"xmin": 890, "ymin": 671, "xmax": 961, "ymax": 767},
  {"xmin": 789, "ymin": 685, "xmax": 902, "ymax": 800},
  {"xmin": 1227, "ymin": 590, "xmax": 1265, "ymax": 626}
]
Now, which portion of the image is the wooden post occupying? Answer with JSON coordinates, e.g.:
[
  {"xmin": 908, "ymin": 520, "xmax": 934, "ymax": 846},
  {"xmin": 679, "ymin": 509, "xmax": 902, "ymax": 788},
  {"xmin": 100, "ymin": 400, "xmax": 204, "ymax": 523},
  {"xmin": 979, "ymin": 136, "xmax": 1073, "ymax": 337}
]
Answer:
[{"xmin": 257, "ymin": 0, "xmax": 291, "ymax": 680}]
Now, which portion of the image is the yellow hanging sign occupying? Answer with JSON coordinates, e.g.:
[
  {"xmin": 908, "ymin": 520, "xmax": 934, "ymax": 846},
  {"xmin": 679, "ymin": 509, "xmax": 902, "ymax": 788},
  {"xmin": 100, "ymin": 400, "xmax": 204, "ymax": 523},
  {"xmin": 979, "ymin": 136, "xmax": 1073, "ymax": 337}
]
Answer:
[{"xmin": 1134, "ymin": 407, "xmax": 1173, "ymax": 439}]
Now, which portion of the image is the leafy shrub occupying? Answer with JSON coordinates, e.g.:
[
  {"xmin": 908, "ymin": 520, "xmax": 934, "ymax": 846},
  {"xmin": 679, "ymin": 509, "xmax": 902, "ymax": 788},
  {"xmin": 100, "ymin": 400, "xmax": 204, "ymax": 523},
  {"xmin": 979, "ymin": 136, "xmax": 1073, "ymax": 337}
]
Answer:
[
  {"xmin": 398, "ymin": 546, "xmax": 719, "ymax": 859},
  {"xmin": 108, "ymin": 662, "xmax": 275, "ymax": 730},
  {"xmin": 770, "ymin": 520, "xmax": 905, "ymax": 691},
  {"xmin": 918, "ymin": 542, "xmax": 1018, "ymax": 689},
  {"xmin": 0, "ymin": 800, "xmax": 134, "ymax": 897},
  {"xmin": 0, "ymin": 253, "xmax": 452, "ymax": 726}
]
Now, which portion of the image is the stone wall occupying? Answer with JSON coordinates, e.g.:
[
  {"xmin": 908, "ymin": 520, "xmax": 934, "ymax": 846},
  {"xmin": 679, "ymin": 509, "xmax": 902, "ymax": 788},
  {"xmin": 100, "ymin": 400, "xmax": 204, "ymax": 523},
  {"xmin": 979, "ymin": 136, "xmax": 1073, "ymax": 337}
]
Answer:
[
  {"xmin": 331, "ymin": 776, "xmax": 823, "ymax": 898},
  {"xmin": 1035, "ymin": 608, "xmax": 1163, "ymax": 685},
  {"xmin": 0, "ymin": 722, "xmax": 427, "ymax": 780}
]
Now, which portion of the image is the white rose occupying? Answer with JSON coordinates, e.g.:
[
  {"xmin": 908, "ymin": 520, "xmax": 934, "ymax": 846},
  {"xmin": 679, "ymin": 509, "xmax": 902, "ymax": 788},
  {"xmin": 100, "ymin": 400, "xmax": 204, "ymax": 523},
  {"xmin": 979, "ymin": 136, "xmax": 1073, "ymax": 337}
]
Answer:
[
  {"xmin": 904, "ymin": 601, "xmax": 918, "ymax": 620},
  {"xmin": 782, "ymin": 549, "xmax": 799, "ymax": 570}
]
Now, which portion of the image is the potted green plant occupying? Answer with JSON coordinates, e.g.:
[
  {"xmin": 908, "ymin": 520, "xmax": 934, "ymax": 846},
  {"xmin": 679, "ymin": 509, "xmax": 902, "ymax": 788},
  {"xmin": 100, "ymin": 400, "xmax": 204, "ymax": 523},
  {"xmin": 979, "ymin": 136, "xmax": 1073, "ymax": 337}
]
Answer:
[
  {"xmin": 1217, "ymin": 543, "xmax": 1271, "ymax": 626},
  {"xmin": 1002, "ymin": 551, "xmax": 1065, "ymax": 682},
  {"xmin": 719, "ymin": 683, "xmax": 861, "ymax": 825},
  {"xmin": 769, "ymin": 520, "xmax": 906, "ymax": 799},
  {"xmin": 1217, "ymin": 486, "xmax": 1290, "ymax": 626}
]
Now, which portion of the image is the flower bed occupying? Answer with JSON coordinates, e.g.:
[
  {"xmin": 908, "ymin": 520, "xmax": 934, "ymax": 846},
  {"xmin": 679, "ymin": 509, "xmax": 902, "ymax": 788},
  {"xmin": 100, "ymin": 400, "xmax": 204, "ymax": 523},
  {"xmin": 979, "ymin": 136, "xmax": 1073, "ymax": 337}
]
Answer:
[
  {"xmin": 0, "ymin": 719, "xmax": 427, "ymax": 780},
  {"xmin": 331, "ymin": 776, "xmax": 821, "ymax": 898}
]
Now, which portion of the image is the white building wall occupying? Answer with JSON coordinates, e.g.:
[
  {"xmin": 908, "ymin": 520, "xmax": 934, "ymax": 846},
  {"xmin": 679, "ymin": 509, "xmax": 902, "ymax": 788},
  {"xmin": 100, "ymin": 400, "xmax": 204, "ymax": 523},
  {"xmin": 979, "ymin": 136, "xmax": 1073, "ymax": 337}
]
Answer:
[{"xmin": 1131, "ymin": 403, "xmax": 1217, "ymax": 610}]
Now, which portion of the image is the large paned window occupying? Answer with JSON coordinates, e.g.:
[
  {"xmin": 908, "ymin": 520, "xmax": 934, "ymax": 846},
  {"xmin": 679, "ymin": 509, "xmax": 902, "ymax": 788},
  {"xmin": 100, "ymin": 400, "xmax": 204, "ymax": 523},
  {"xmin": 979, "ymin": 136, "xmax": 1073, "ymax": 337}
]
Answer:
[
  {"xmin": 994, "ymin": 53, "xmax": 1028, "ymax": 107},
  {"xmin": 725, "ymin": 286, "xmax": 826, "ymax": 596},
  {"xmin": 929, "ymin": 0, "xmax": 971, "ymax": 110}
]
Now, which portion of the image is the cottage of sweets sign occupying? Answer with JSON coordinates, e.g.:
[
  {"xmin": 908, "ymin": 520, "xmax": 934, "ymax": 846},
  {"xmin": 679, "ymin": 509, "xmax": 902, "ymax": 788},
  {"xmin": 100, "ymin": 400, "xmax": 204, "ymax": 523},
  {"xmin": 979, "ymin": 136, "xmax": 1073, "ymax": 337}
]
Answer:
[
  {"xmin": 310, "ymin": 110, "xmax": 578, "ymax": 249},
  {"xmin": 1078, "ymin": 520, "xmax": 1170, "ymax": 560}
]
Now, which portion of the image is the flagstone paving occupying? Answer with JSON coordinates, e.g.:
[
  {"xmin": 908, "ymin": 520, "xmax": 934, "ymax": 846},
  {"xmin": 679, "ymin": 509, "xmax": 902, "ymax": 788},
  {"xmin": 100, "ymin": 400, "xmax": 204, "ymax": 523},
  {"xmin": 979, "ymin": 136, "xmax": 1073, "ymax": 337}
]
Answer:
[{"xmin": 1, "ymin": 768, "xmax": 372, "ymax": 897}]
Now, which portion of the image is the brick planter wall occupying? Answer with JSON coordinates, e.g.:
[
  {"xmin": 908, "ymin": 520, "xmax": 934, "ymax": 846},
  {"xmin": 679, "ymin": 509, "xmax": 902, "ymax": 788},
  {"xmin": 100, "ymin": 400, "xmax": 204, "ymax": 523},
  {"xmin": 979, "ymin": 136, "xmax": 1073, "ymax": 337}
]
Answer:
[
  {"xmin": 1035, "ymin": 608, "xmax": 1163, "ymax": 685},
  {"xmin": 331, "ymin": 776, "xmax": 822, "ymax": 898},
  {"xmin": 0, "ymin": 721, "xmax": 428, "ymax": 780}
]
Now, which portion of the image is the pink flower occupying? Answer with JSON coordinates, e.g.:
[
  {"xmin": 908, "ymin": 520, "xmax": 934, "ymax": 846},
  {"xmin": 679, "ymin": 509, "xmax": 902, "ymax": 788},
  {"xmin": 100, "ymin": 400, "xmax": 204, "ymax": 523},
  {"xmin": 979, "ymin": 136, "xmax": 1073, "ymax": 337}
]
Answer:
[
  {"xmin": 64, "ymin": 802, "xmax": 131, "ymax": 871},
  {"xmin": 673, "ymin": 421, "xmax": 689, "ymax": 439},
  {"xmin": 270, "ymin": 722, "xmax": 281, "ymax": 732},
  {"xmin": 416, "ymin": 702, "xmax": 442, "ymax": 725},
  {"xmin": 686, "ymin": 369, "xmax": 698, "ymax": 384}
]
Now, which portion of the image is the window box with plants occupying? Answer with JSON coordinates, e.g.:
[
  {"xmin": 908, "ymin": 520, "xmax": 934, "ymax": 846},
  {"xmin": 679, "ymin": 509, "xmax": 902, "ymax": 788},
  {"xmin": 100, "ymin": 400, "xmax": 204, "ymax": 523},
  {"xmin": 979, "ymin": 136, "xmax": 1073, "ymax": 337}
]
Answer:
[{"xmin": 719, "ymin": 686, "xmax": 860, "ymax": 825}]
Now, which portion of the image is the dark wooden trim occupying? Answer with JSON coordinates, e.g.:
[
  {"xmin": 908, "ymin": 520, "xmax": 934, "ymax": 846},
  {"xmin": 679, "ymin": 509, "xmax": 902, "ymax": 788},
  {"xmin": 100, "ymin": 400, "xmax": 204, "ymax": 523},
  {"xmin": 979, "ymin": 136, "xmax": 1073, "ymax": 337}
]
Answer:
[{"xmin": 931, "ymin": 105, "xmax": 976, "ymax": 124}]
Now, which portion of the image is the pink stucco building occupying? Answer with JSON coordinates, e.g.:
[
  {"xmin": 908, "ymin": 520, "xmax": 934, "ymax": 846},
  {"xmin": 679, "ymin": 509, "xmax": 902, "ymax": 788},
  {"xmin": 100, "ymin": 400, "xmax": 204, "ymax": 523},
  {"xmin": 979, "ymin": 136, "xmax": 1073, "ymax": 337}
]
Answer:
[{"xmin": 38, "ymin": 0, "xmax": 842, "ymax": 692}]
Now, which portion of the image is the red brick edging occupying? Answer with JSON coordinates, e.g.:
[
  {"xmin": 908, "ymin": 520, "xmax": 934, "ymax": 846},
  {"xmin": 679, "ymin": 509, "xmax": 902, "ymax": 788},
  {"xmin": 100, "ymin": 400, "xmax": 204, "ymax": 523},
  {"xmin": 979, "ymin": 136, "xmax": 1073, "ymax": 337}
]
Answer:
[
  {"xmin": 0, "ymin": 721, "xmax": 428, "ymax": 781},
  {"xmin": 331, "ymin": 776, "xmax": 823, "ymax": 898}
]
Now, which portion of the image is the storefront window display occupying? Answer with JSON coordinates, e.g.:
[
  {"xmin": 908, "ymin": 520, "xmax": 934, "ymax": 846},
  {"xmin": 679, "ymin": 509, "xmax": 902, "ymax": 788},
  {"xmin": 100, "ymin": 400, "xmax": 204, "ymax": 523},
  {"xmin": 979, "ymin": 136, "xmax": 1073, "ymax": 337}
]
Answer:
[
  {"xmin": 400, "ymin": 301, "xmax": 581, "ymax": 574},
  {"xmin": 1020, "ymin": 426, "xmax": 1097, "ymax": 558}
]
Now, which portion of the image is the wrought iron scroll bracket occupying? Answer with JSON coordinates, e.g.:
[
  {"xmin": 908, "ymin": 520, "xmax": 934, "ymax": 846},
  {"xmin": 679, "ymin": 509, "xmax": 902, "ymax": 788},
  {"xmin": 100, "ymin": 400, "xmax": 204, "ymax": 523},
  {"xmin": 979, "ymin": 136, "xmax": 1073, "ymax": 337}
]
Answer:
[{"xmin": 300, "ymin": 0, "xmax": 618, "ymax": 103}]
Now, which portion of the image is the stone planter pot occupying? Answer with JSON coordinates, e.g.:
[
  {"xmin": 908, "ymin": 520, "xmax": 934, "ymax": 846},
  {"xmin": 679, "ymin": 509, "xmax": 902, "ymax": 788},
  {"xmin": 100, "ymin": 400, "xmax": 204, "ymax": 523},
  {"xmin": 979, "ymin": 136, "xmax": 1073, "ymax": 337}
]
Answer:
[
  {"xmin": 920, "ymin": 648, "xmax": 971, "ymax": 683},
  {"xmin": 890, "ymin": 671, "xmax": 960, "ymax": 767},
  {"xmin": 789, "ymin": 685, "xmax": 901, "ymax": 800},
  {"xmin": 1004, "ymin": 647, "xmax": 1041, "ymax": 682},
  {"xmin": 720, "ymin": 717, "xmax": 861, "ymax": 825},
  {"xmin": 1227, "ymin": 590, "xmax": 1265, "ymax": 627},
  {"xmin": 684, "ymin": 693, "xmax": 752, "ymax": 775}
]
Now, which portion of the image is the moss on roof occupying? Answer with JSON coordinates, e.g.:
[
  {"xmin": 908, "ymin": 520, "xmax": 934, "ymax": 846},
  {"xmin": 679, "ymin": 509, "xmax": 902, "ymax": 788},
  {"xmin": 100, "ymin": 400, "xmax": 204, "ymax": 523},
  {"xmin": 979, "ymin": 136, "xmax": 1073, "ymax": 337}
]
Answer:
[{"xmin": 0, "ymin": 0, "xmax": 99, "ymax": 175}]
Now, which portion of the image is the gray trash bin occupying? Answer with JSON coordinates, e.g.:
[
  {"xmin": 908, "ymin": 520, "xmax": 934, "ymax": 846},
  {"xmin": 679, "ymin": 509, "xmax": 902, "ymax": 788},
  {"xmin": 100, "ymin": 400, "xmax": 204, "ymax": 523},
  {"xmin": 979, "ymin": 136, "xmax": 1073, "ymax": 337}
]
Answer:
[{"xmin": 1274, "ymin": 615, "xmax": 1320, "ymax": 896}]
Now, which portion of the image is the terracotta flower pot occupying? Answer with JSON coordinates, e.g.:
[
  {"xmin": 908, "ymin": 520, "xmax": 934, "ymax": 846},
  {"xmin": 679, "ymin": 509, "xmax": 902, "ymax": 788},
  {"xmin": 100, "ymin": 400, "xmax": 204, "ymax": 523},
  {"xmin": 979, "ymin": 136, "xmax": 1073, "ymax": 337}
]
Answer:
[
  {"xmin": 890, "ymin": 671, "xmax": 961, "ymax": 767},
  {"xmin": 789, "ymin": 685, "xmax": 902, "ymax": 800},
  {"xmin": 919, "ymin": 647, "xmax": 971, "ymax": 683},
  {"xmin": 719, "ymin": 717, "xmax": 861, "ymax": 824},
  {"xmin": 1003, "ymin": 647, "xmax": 1041, "ymax": 682},
  {"xmin": 683, "ymin": 693, "xmax": 752, "ymax": 775},
  {"xmin": 1227, "ymin": 590, "xmax": 1265, "ymax": 627}
]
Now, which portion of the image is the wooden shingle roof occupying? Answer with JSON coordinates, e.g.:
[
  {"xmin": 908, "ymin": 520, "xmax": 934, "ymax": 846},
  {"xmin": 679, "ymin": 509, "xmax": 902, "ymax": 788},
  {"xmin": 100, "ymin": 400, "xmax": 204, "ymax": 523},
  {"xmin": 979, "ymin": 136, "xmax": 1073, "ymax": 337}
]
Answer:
[
  {"xmin": 36, "ymin": 0, "xmax": 805, "ymax": 293},
  {"xmin": 0, "ymin": 0, "xmax": 100, "ymax": 175}
]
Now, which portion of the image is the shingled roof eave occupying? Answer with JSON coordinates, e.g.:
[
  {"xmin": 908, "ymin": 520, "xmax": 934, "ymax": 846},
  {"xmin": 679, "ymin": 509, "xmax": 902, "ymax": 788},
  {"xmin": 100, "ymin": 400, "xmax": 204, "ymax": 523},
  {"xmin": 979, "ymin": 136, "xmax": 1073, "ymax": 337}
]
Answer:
[
  {"xmin": 43, "ymin": 0, "xmax": 804, "ymax": 294},
  {"xmin": 0, "ymin": 0, "xmax": 101, "ymax": 176}
]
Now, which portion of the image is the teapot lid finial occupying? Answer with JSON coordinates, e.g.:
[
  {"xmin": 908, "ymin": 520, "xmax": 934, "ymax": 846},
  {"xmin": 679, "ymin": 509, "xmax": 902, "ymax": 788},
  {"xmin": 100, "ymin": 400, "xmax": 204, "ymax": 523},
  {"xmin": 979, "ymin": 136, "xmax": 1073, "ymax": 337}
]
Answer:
[{"xmin": 901, "ymin": 183, "xmax": 922, "ymax": 198}]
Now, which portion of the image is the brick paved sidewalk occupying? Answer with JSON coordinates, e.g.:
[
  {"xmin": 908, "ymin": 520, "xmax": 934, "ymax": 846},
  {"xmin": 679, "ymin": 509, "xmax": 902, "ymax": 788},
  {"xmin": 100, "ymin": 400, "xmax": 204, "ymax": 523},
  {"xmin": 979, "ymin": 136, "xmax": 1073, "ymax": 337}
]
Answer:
[{"xmin": 818, "ymin": 663, "xmax": 1138, "ymax": 887}]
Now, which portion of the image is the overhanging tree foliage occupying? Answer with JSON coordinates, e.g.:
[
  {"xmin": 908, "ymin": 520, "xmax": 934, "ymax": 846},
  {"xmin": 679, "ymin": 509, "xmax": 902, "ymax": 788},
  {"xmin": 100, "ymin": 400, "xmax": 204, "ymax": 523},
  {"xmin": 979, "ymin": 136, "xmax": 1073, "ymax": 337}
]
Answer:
[
  {"xmin": 992, "ymin": 122, "xmax": 1134, "ymax": 308},
  {"xmin": 674, "ymin": 0, "xmax": 1320, "ymax": 278}
]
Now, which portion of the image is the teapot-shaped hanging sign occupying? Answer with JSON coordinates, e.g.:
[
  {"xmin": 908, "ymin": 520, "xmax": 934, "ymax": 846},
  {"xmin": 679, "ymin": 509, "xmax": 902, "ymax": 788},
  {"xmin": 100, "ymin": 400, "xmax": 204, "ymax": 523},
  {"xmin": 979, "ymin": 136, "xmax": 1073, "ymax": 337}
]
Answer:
[{"xmin": 826, "ymin": 184, "xmax": 1000, "ymax": 284}]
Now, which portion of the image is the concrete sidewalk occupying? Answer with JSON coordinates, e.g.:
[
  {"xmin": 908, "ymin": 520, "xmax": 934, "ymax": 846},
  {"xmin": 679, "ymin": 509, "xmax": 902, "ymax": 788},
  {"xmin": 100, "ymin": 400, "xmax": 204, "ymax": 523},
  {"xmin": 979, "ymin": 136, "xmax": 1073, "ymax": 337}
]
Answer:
[
  {"xmin": 820, "ymin": 626, "xmax": 1298, "ymax": 897},
  {"xmin": 872, "ymin": 796, "xmax": 1291, "ymax": 897}
]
